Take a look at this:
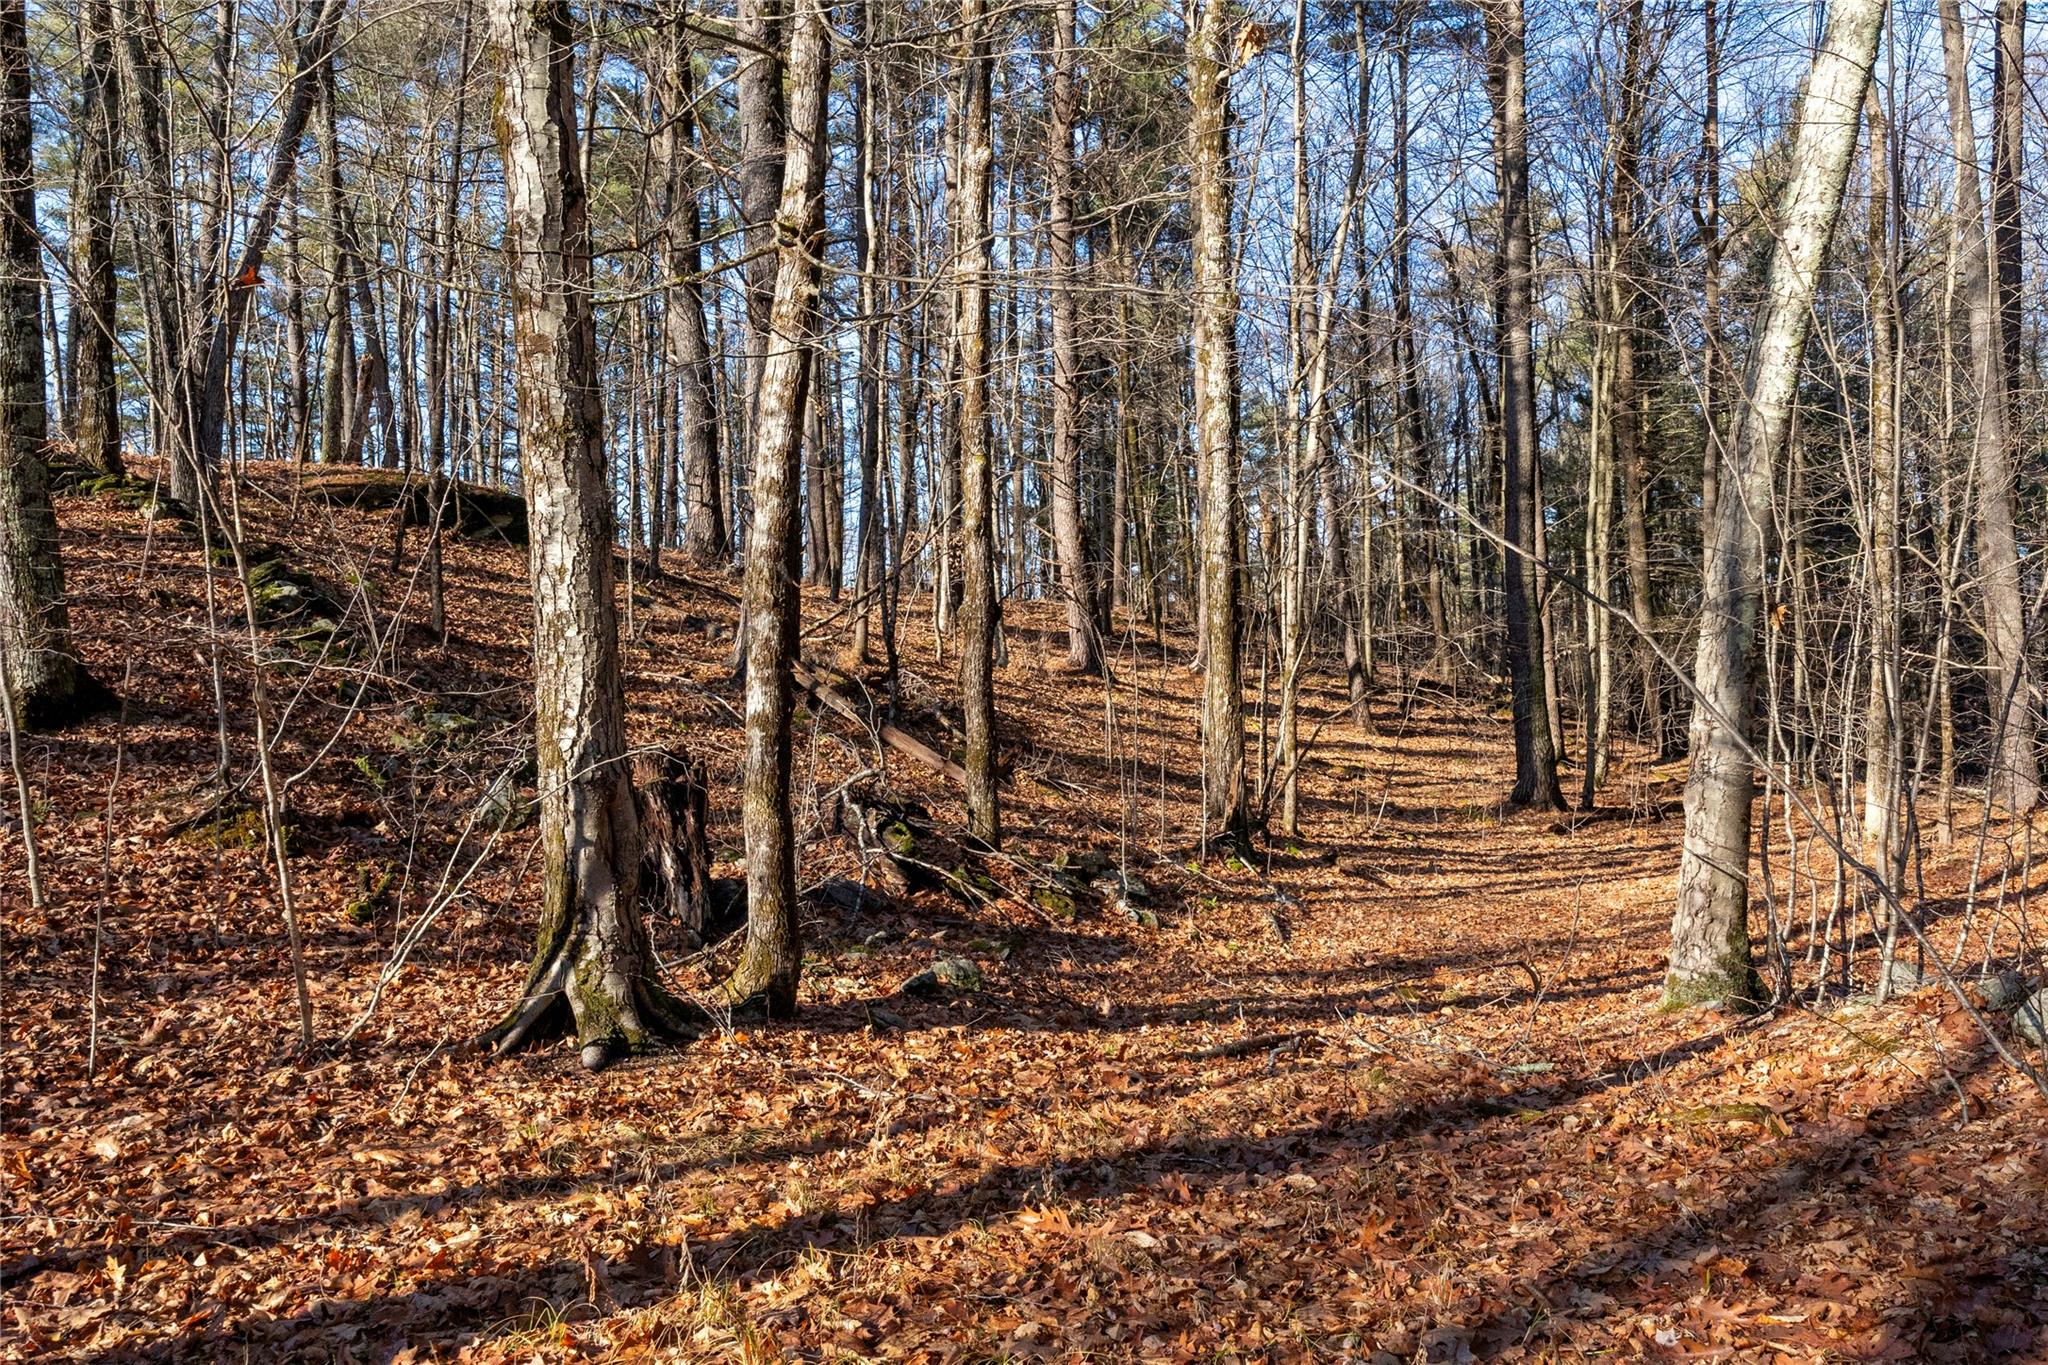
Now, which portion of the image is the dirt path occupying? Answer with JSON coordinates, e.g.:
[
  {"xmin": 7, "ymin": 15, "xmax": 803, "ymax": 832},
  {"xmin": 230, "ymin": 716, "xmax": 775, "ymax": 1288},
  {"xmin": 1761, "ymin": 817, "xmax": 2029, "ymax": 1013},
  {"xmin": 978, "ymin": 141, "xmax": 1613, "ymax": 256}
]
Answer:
[{"xmin": 6, "ymin": 470, "xmax": 2046, "ymax": 1362}]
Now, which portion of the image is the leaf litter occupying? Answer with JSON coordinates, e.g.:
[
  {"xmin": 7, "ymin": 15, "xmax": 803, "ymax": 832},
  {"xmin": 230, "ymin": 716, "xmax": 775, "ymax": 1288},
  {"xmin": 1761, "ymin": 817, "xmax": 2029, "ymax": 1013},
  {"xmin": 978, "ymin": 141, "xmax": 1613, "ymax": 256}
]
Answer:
[{"xmin": 4, "ymin": 463, "xmax": 2047, "ymax": 1361}]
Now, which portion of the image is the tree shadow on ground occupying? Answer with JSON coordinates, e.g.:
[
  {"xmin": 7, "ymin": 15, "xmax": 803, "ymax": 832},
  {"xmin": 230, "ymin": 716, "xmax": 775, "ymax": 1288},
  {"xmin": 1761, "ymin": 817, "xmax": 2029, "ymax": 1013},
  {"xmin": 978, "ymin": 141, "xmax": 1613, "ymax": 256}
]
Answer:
[{"xmin": 104, "ymin": 1028, "xmax": 1744, "ymax": 1362}]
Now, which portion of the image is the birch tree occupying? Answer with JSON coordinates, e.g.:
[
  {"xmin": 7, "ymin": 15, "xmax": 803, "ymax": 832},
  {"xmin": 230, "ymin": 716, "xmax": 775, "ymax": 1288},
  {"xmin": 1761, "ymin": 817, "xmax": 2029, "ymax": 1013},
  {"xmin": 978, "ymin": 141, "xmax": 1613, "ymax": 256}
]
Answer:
[
  {"xmin": 482, "ymin": 0, "xmax": 694, "ymax": 1065},
  {"xmin": 1665, "ymin": 0, "xmax": 1886, "ymax": 1009}
]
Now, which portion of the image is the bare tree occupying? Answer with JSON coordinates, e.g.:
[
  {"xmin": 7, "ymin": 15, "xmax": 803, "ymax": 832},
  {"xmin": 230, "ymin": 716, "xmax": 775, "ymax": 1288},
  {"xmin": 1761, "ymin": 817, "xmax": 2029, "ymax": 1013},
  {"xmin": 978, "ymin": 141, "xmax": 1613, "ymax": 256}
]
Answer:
[
  {"xmin": 68, "ymin": 0, "xmax": 121, "ymax": 476},
  {"xmin": 1, "ymin": 0, "xmax": 110, "ymax": 729},
  {"xmin": 1666, "ymin": 0, "xmax": 1885, "ymax": 1009},
  {"xmin": 482, "ymin": 0, "xmax": 693, "ymax": 1064},
  {"xmin": 659, "ymin": 19, "xmax": 726, "ymax": 564},
  {"xmin": 725, "ymin": 0, "xmax": 830, "ymax": 1011},
  {"xmin": 1046, "ymin": 0, "xmax": 1102, "ymax": 674},
  {"xmin": 1189, "ymin": 0, "xmax": 1247, "ymax": 849},
  {"xmin": 1938, "ymin": 0, "xmax": 2036, "ymax": 813},
  {"xmin": 1487, "ymin": 0, "xmax": 1561, "ymax": 811}
]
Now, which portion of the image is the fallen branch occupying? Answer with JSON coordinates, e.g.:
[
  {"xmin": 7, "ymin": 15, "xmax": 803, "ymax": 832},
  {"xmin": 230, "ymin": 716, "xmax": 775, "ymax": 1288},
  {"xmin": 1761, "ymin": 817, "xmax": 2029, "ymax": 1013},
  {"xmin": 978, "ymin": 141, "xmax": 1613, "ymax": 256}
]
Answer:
[
  {"xmin": 1185, "ymin": 1030, "xmax": 1310, "ymax": 1062},
  {"xmin": 794, "ymin": 660, "xmax": 971, "ymax": 789}
]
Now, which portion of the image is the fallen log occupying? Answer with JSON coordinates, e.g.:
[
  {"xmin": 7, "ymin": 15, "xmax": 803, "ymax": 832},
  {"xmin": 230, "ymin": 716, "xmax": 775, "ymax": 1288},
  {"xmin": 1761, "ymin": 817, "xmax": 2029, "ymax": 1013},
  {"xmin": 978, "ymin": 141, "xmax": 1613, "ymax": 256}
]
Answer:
[{"xmin": 792, "ymin": 660, "xmax": 970, "ymax": 788}]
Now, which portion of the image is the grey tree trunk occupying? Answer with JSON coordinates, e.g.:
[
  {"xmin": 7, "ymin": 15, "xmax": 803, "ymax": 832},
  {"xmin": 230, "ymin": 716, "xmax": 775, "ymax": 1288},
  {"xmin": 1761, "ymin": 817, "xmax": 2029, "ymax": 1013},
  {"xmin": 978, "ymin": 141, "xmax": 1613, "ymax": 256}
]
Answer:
[
  {"xmin": 1862, "ymin": 85, "xmax": 1901, "ymax": 860},
  {"xmin": 2, "ymin": 0, "xmax": 108, "ymax": 728},
  {"xmin": 318, "ymin": 58, "xmax": 356, "ymax": 465},
  {"xmin": 1939, "ymin": 0, "xmax": 2037, "ymax": 812},
  {"xmin": 1488, "ymin": 0, "xmax": 1562, "ymax": 810},
  {"xmin": 848, "ymin": 0, "xmax": 885, "ymax": 661},
  {"xmin": 68, "ymin": 0, "xmax": 122, "ymax": 476},
  {"xmin": 482, "ymin": 0, "xmax": 693, "ymax": 1064},
  {"xmin": 1189, "ymin": 0, "xmax": 1247, "ymax": 849},
  {"xmin": 1392, "ymin": 7, "xmax": 1445, "ymax": 665},
  {"xmin": 1046, "ymin": 0, "xmax": 1101, "ymax": 673},
  {"xmin": 735, "ymin": 0, "xmax": 787, "ymax": 463},
  {"xmin": 955, "ymin": 0, "xmax": 999, "ymax": 846},
  {"xmin": 1666, "ymin": 0, "xmax": 1884, "ymax": 1010},
  {"xmin": 117, "ymin": 0, "xmax": 201, "ymax": 504},
  {"xmin": 725, "ymin": 0, "xmax": 829, "ymax": 1012},
  {"xmin": 658, "ymin": 38, "xmax": 725, "ymax": 565}
]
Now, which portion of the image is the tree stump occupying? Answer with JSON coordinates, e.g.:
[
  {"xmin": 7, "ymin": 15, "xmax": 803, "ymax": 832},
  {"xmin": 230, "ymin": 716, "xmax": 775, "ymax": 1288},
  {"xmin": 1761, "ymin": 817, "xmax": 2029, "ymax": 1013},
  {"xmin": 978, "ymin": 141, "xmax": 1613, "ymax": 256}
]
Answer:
[{"xmin": 632, "ymin": 749, "xmax": 714, "ymax": 944}]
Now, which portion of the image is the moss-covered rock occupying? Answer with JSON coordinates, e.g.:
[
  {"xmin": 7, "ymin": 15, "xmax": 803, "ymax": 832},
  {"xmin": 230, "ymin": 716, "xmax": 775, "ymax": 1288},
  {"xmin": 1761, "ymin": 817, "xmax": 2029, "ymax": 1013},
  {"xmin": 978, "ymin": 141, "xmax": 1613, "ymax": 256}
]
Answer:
[
  {"xmin": 345, "ymin": 863, "xmax": 394, "ymax": 924},
  {"xmin": 901, "ymin": 956, "xmax": 982, "ymax": 996},
  {"xmin": 1031, "ymin": 885, "xmax": 1079, "ymax": 920},
  {"xmin": 175, "ymin": 806, "xmax": 272, "ymax": 851}
]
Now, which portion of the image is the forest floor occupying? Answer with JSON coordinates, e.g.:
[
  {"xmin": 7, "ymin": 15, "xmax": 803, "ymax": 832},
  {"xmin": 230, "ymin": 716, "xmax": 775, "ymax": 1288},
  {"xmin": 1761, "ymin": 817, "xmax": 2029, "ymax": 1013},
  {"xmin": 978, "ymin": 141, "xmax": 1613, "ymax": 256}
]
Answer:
[{"xmin": 6, "ymin": 460, "xmax": 2048, "ymax": 1363}]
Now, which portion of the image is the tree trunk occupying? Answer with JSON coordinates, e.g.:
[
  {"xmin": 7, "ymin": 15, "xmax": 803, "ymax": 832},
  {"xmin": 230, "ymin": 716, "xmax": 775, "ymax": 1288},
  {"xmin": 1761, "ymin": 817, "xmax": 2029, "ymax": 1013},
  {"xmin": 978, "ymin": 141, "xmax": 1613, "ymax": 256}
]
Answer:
[
  {"xmin": 68, "ymin": 0, "xmax": 122, "ymax": 476},
  {"xmin": 1862, "ymin": 84, "xmax": 1901, "ymax": 861},
  {"xmin": 658, "ymin": 37, "xmax": 725, "ymax": 565},
  {"xmin": 735, "ymin": 0, "xmax": 787, "ymax": 468},
  {"xmin": 1666, "ymin": 0, "xmax": 1883, "ymax": 1010},
  {"xmin": 318, "ymin": 58, "xmax": 356, "ymax": 465},
  {"xmin": 954, "ymin": 0, "xmax": 999, "ymax": 846},
  {"xmin": 2, "ymin": 0, "xmax": 109, "ymax": 728},
  {"xmin": 482, "ymin": 0, "xmax": 693, "ymax": 1064},
  {"xmin": 1046, "ymin": 0, "xmax": 1101, "ymax": 673},
  {"xmin": 1488, "ymin": 0, "xmax": 1562, "ymax": 810},
  {"xmin": 848, "ymin": 0, "xmax": 885, "ymax": 661},
  {"xmin": 1189, "ymin": 0, "xmax": 1248, "ymax": 848},
  {"xmin": 1392, "ymin": 7, "xmax": 1444, "ymax": 666},
  {"xmin": 1940, "ymin": 0, "xmax": 2037, "ymax": 812},
  {"xmin": 285, "ymin": 183, "xmax": 312, "ymax": 464},
  {"xmin": 1607, "ymin": 0, "xmax": 1658, "ymax": 763},
  {"xmin": 117, "ymin": 0, "xmax": 200, "ymax": 503},
  {"xmin": 725, "ymin": 0, "xmax": 829, "ymax": 1012}
]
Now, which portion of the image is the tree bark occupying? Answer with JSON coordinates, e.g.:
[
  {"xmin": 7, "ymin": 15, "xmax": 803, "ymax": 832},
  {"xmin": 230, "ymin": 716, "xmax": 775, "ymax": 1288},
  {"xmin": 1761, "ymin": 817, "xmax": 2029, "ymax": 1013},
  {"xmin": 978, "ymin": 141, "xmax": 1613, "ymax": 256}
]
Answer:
[
  {"xmin": 317, "ymin": 56, "xmax": 357, "ymax": 465},
  {"xmin": 658, "ymin": 35, "xmax": 726, "ymax": 565},
  {"xmin": 68, "ymin": 0, "xmax": 122, "ymax": 476},
  {"xmin": 1862, "ymin": 84, "xmax": 1901, "ymax": 860},
  {"xmin": 2, "ymin": 0, "xmax": 109, "ymax": 728},
  {"xmin": 1666, "ymin": 0, "xmax": 1883, "ymax": 1010},
  {"xmin": 954, "ymin": 0, "xmax": 999, "ymax": 846},
  {"xmin": 725, "ymin": 0, "xmax": 829, "ymax": 1012},
  {"xmin": 482, "ymin": 0, "xmax": 693, "ymax": 1063},
  {"xmin": 1487, "ymin": 0, "xmax": 1562, "ymax": 810},
  {"xmin": 1941, "ymin": 0, "xmax": 2037, "ymax": 812},
  {"xmin": 735, "ymin": 0, "xmax": 787, "ymax": 466},
  {"xmin": 1046, "ymin": 0, "xmax": 1102, "ymax": 673},
  {"xmin": 848, "ymin": 0, "xmax": 885, "ymax": 660},
  {"xmin": 117, "ymin": 0, "xmax": 201, "ymax": 503},
  {"xmin": 1189, "ymin": 0, "xmax": 1248, "ymax": 848}
]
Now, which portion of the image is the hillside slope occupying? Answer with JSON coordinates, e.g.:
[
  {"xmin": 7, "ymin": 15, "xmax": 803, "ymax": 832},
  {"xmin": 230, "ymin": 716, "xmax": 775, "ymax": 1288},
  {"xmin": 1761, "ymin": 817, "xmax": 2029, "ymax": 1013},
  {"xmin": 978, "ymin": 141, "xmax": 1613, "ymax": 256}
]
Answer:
[{"xmin": 5, "ymin": 461, "xmax": 2046, "ymax": 1362}]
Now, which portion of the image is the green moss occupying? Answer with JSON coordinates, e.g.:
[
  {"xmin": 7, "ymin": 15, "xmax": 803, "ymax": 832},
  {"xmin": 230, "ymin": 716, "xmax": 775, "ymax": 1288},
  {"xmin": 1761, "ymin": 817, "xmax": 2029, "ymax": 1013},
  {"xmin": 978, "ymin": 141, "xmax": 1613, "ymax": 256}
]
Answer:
[
  {"xmin": 345, "ymin": 863, "xmax": 394, "ymax": 924},
  {"xmin": 176, "ymin": 807, "xmax": 271, "ymax": 851},
  {"xmin": 879, "ymin": 817, "xmax": 917, "ymax": 857},
  {"xmin": 1658, "ymin": 961, "xmax": 1764, "ymax": 1014},
  {"xmin": 1032, "ymin": 886, "xmax": 1078, "ymax": 920}
]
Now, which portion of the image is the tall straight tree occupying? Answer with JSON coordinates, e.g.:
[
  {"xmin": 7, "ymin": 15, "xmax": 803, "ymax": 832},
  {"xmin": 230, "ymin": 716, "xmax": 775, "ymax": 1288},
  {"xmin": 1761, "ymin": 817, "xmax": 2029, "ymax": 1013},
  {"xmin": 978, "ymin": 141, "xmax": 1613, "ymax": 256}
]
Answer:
[
  {"xmin": 1046, "ymin": 0, "xmax": 1102, "ymax": 673},
  {"xmin": 726, "ymin": 0, "xmax": 830, "ymax": 1011},
  {"xmin": 68, "ymin": 0, "xmax": 121, "ymax": 476},
  {"xmin": 1, "ymin": 0, "xmax": 107, "ymax": 727},
  {"xmin": 1188, "ymin": 0, "xmax": 1247, "ymax": 848},
  {"xmin": 847, "ymin": 0, "xmax": 885, "ymax": 661},
  {"xmin": 955, "ymin": 0, "xmax": 999, "ymax": 845},
  {"xmin": 482, "ymin": 0, "xmax": 692, "ymax": 1063},
  {"xmin": 1939, "ymin": 0, "xmax": 2036, "ymax": 812},
  {"xmin": 1606, "ymin": 0, "xmax": 1658, "ymax": 777},
  {"xmin": 1486, "ymin": 0, "xmax": 1561, "ymax": 810},
  {"xmin": 117, "ymin": 0, "xmax": 200, "ymax": 504},
  {"xmin": 735, "ymin": 0, "xmax": 787, "ymax": 459},
  {"xmin": 659, "ymin": 18, "xmax": 725, "ymax": 564},
  {"xmin": 1862, "ymin": 83, "xmax": 1901, "ymax": 859},
  {"xmin": 1665, "ymin": 0, "xmax": 1885, "ymax": 1009},
  {"xmin": 1391, "ymin": 1, "xmax": 1445, "ymax": 662}
]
